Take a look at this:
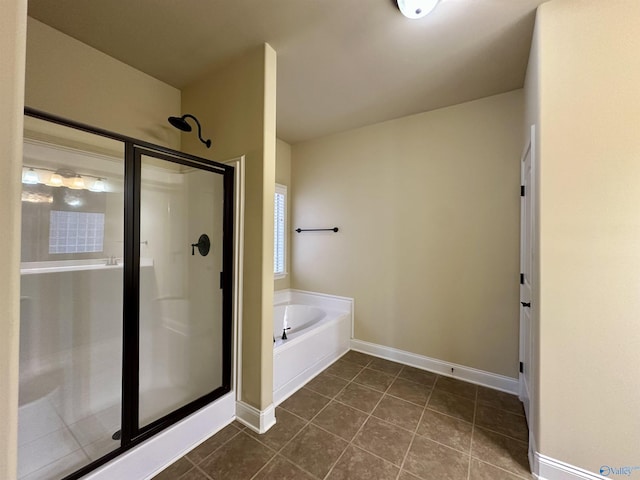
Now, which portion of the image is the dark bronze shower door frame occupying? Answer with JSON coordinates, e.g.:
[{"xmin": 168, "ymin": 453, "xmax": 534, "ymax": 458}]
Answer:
[{"xmin": 24, "ymin": 108, "xmax": 234, "ymax": 480}]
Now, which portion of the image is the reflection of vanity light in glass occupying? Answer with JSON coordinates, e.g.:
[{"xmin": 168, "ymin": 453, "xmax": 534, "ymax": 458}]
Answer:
[
  {"xmin": 68, "ymin": 176, "xmax": 86, "ymax": 190},
  {"xmin": 89, "ymin": 178, "xmax": 106, "ymax": 193},
  {"xmin": 22, "ymin": 166, "xmax": 107, "ymax": 192},
  {"xmin": 22, "ymin": 168, "xmax": 39, "ymax": 185},
  {"xmin": 45, "ymin": 173, "xmax": 64, "ymax": 187}
]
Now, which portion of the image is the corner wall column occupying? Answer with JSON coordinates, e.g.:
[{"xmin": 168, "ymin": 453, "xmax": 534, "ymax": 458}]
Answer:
[{"xmin": 0, "ymin": 0, "xmax": 28, "ymax": 477}]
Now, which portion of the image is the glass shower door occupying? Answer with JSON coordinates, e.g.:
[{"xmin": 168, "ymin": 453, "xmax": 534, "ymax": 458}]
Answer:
[
  {"xmin": 19, "ymin": 116, "xmax": 125, "ymax": 479},
  {"xmin": 19, "ymin": 109, "xmax": 234, "ymax": 480},
  {"xmin": 136, "ymin": 150, "xmax": 228, "ymax": 429}
]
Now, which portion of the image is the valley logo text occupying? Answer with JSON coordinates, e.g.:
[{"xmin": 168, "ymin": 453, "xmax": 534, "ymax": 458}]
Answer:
[{"xmin": 600, "ymin": 465, "xmax": 640, "ymax": 477}]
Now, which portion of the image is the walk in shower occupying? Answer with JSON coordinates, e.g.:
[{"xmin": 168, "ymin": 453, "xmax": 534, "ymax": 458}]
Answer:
[{"xmin": 18, "ymin": 110, "xmax": 233, "ymax": 480}]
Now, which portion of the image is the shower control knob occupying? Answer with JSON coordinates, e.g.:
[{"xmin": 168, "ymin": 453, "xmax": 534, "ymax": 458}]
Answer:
[{"xmin": 191, "ymin": 234, "xmax": 211, "ymax": 256}]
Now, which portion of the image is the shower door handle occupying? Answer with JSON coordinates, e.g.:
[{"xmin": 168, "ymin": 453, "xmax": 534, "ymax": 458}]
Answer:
[{"xmin": 191, "ymin": 234, "xmax": 210, "ymax": 256}]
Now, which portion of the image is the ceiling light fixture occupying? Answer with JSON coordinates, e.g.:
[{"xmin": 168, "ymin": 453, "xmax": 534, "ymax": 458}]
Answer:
[
  {"xmin": 168, "ymin": 114, "xmax": 212, "ymax": 148},
  {"xmin": 396, "ymin": 0, "xmax": 440, "ymax": 19}
]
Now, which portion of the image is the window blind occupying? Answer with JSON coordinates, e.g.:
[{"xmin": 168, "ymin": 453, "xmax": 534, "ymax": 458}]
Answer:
[{"xmin": 274, "ymin": 185, "xmax": 287, "ymax": 275}]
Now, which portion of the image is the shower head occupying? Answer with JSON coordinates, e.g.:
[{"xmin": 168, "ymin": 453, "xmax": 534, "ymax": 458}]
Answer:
[
  {"xmin": 168, "ymin": 115, "xmax": 192, "ymax": 132},
  {"xmin": 167, "ymin": 114, "xmax": 211, "ymax": 148}
]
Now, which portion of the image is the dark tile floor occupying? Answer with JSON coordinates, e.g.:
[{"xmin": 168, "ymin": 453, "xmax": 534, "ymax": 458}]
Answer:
[{"xmin": 153, "ymin": 351, "xmax": 532, "ymax": 480}]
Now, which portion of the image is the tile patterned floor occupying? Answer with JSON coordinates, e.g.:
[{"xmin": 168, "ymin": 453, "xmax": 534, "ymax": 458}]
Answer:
[{"xmin": 153, "ymin": 351, "xmax": 532, "ymax": 480}]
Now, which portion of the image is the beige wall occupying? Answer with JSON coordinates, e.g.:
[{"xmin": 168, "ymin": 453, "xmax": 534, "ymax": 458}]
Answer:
[
  {"xmin": 181, "ymin": 44, "xmax": 277, "ymax": 410},
  {"xmin": 0, "ymin": 2, "xmax": 27, "ymax": 477},
  {"xmin": 25, "ymin": 17, "xmax": 278, "ymax": 411},
  {"xmin": 531, "ymin": 0, "xmax": 640, "ymax": 471},
  {"xmin": 292, "ymin": 90, "xmax": 523, "ymax": 378},
  {"xmin": 275, "ymin": 138, "xmax": 292, "ymax": 291},
  {"xmin": 25, "ymin": 18, "xmax": 181, "ymax": 149}
]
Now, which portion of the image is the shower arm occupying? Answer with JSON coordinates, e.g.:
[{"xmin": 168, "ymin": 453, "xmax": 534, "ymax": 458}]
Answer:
[{"xmin": 182, "ymin": 114, "xmax": 212, "ymax": 149}]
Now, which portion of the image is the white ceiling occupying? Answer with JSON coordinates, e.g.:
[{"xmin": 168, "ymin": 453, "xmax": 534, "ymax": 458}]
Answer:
[{"xmin": 27, "ymin": 0, "xmax": 545, "ymax": 144}]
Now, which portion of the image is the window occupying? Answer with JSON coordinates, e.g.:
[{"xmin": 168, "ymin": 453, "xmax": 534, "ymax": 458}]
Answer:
[{"xmin": 274, "ymin": 184, "xmax": 287, "ymax": 277}]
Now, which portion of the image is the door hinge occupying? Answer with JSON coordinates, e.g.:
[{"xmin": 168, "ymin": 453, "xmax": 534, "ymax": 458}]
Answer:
[
  {"xmin": 520, "ymin": 185, "xmax": 525, "ymax": 197},
  {"xmin": 520, "ymin": 273, "xmax": 524, "ymax": 285},
  {"xmin": 519, "ymin": 361, "xmax": 524, "ymax": 373},
  {"xmin": 219, "ymin": 271, "xmax": 224, "ymax": 289}
]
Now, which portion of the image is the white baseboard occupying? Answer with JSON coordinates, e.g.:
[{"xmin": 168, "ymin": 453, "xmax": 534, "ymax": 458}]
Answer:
[
  {"xmin": 85, "ymin": 392, "xmax": 236, "ymax": 480},
  {"xmin": 528, "ymin": 421, "xmax": 606, "ymax": 480},
  {"xmin": 235, "ymin": 401, "xmax": 276, "ymax": 434},
  {"xmin": 350, "ymin": 339, "xmax": 519, "ymax": 394},
  {"xmin": 351, "ymin": 340, "xmax": 612, "ymax": 480},
  {"xmin": 535, "ymin": 453, "xmax": 608, "ymax": 480},
  {"xmin": 530, "ymin": 428, "xmax": 538, "ymax": 477}
]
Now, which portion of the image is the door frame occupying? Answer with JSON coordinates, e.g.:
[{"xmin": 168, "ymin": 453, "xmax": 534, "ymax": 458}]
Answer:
[
  {"xmin": 222, "ymin": 156, "xmax": 245, "ymax": 407},
  {"xmin": 519, "ymin": 124, "xmax": 536, "ymax": 429},
  {"xmin": 123, "ymin": 146, "xmax": 234, "ymax": 442}
]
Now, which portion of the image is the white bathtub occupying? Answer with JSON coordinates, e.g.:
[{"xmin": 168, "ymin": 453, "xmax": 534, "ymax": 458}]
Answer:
[
  {"xmin": 273, "ymin": 304, "xmax": 327, "ymax": 344},
  {"xmin": 273, "ymin": 290, "xmax": 353, "ymax": 405}
]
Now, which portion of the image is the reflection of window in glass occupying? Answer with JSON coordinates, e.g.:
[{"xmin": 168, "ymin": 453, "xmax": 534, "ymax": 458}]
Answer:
[
  {"xmin": 274, "ymin": 184, "xmax": 287, "ymax": 277},
  {"xmin": 49, "ymin": 211, "xmax": 105, "ymax": 254},
  {"xmin": 21, "ymin": 182, "xmax": 108, "ymax": 262}
]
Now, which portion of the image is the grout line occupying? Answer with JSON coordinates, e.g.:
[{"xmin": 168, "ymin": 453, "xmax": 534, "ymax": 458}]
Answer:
[
  {"xmin": 247, "ymin": 402, "xmax": 320, "ymax": 480},
  {"xmin": 276, "ymin": 404, "xmax": 313, "ymax": 423},
  {"xmin": 422, "ymin": 404, "xmax": 473, "ymax": 425},
  {"xmin": 471, "ymin": 425, "xmax": 529, "ymax": 445},
  {"xmin": 476, "ymin": 400, "xmax": 526, "ymax": 418},
  {"xmin": 410, "ymin": 433, "xmax": 472, "ymax": 458},
  {"xmin": 225, "ymin": 430, "xmax": 284, "ymax": 480},
  {"xmin": 396, "ymin": 436, "xmax": 417, "ymax": 480},
  {"xmin": 235, "ymin": 429, "xmax": 279, "ymax": 454},
  {"xmin": 173, "ymin": 354, "xmax": 531, "ymax": 480},
  {"xmin": 181, "ymin": 456, "xmax": 215, "ymax": 480},
  {"xmin": 269, "ymin": 397, "xmax": 325, "ymax": 477},
  {"xmin": 470, "ymin": 458, "xmax": 533, "ymax": 480},
  {"xmin": 467, "ymin": 387, "xmax": 478, "ymax": 480},
  {"xmin": 318, "ymin": 359, "xmax": 382, "ymax": 478},
  {"xmin": 192, "ymin": 463, "xmax": 215, "ymax": 480},
  {"xmin": 248, "ymin": 454, "xmax": 276, "ymax": 480},
  {"xmin": 305, "ymin": 373, "xmax": 353, "ymax": 401},
  {"xmin": 258, "ymin": 353, "xmax": 530, "ymax": 480},
  {"xmin": 323, "ymin": 358, "xmax": 403, "ymax": 479},
  {"xmin": 394, "ymin": 385, "xmax": 434, "ymax": 480},
  {"xmin": 188, "ymin": 428, "xmax": 243, "ymax": 466},
  {"xmin": 383, "ymin": 390, "xmax": 432, "ymax": 409}
]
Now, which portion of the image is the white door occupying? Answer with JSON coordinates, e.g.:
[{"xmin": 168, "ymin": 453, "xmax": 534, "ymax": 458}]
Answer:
[{"xmin": 519, "ymin": 125, "xmax": 535, "ymax": 423}]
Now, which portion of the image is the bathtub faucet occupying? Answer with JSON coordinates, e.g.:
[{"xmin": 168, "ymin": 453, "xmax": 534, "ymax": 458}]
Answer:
[{"xmin": 282, "ymin": 327, "xmax": 291, "ymax": 340}]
